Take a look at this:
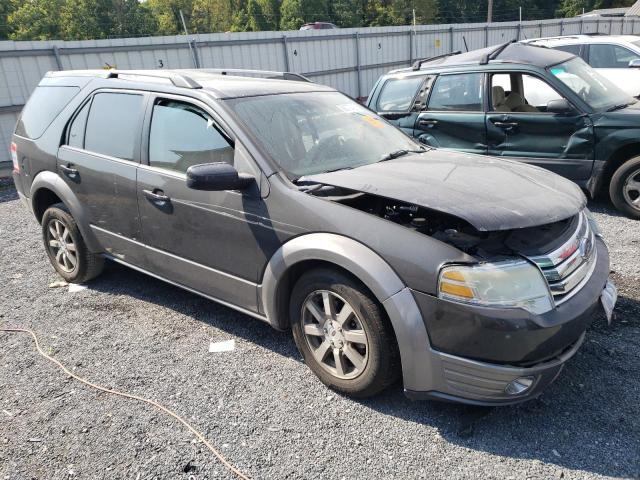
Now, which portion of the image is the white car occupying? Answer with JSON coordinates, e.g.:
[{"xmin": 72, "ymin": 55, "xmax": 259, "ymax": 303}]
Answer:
[{"xmin": 524, "ymin": 35, "xmax": 640, "ymax": 97}]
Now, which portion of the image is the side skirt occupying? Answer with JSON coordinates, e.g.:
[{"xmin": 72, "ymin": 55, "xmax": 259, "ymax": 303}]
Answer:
[{"xmin": 103, "ymin": 254, "xmax": 270, "ymax": 324}]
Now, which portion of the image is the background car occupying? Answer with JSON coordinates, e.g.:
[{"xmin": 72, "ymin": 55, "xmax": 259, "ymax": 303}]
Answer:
[
  {"xmin": 523, "ymin": 34, "xmax": 640, "ymax": 97},
  {"xmin": 300, "ymin": 22, "xmax": 338, "ymax": 30},
  {"xmin": 367, "ymin": 42, "xmax": 640, "ymax": 218}
]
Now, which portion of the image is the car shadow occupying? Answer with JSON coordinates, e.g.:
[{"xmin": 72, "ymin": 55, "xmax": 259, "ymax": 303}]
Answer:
[
  {"xmin": 85, "ymin": 261, "xmax": 639, "ymax": 478},
  {"xmin": 0, "ymin": 179, "xmax": 18, "ymax": 203}
]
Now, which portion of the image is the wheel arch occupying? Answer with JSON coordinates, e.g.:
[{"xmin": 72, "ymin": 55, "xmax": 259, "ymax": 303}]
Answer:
[
  {"xmin": 595, "ymin": 142, "xmax": 640, "ymax": 197},
  {"xmin": 260, "ymin": 233, "xmax": 405, "ymax": 332},
  {"xmin": 30, "ymin": 171, "xmax": 103, "ymax": 253}
]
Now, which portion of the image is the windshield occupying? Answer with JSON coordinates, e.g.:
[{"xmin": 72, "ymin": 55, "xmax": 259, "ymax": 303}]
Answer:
[
  {"xmin": 549, "ymin": 57, "xmax": 633, "ymax": 110},
  {"xmin": 225, "ymin": 91, "xmax": 422, "ymax": 177}
]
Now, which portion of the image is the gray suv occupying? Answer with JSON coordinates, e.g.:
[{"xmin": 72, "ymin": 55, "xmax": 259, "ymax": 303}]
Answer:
[{"xmin": 11, "ymin": 68, "xmax": 616, "ymax": 405}]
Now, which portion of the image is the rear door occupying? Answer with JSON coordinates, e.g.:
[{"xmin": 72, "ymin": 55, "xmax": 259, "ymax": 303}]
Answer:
[
  {"xmin": 136, "ymin": 94, "xmax": 265, "ymax": 312},
  {"xmin": 370, "ymin": 74, "xmax": 431, "ymax": 136},
  {"xmin": 414, "ymin": 72, "xmax": 488, "ymax": 154},
  {"xmin": 57, "ymin": 90, "xmax": 147, "ymax": 263},
  {"xmin": 485, "ymin": 72, "xmax": 593, "ymax": 181}
]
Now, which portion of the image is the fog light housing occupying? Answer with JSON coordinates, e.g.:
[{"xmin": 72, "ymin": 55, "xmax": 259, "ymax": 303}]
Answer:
[{"xmin": 504, "ymin": 376, "xmax": 535, "ymax": 395}]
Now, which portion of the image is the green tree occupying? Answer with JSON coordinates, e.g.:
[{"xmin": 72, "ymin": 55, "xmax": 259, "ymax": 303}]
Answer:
[
  {"xmin": 147, "ymin": 0, "xmax": 195, "ymax": 34},
  {"xmin": 1, "ymin": 0, "xmax": 17, "ymax": 39},
  {"xmin": 8, "ymin": 0, "xmax": 65, "ymax": 40}
]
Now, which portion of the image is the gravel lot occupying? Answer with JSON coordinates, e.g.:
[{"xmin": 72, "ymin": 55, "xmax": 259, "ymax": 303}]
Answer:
[{"xmin": 1, "ymin": 182, "xmax": 639, "ymax": 480}]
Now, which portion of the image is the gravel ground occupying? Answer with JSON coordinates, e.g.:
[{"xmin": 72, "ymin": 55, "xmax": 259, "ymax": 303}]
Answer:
[{"xmin": 0, "ymin": 183, "xmax": 639, "ymax": 480}]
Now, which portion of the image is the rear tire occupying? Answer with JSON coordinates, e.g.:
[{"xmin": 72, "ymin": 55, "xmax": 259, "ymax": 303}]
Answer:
[
  {"xmin": 610, "ymin": 156, "xmax": 640, "ymax": 219},
  {"xmin": 290, "ymin": 268, "xmax": 400, "ymax": 398},
  {"xmin": 42, "ymin": 203, "xmax": 104, "ymax": 283}
]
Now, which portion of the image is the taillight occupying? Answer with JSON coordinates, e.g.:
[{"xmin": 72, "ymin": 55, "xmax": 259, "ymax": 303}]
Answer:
[{"xmin": 10, "ymin": 142, "xmax": 19, "ymax": 173}]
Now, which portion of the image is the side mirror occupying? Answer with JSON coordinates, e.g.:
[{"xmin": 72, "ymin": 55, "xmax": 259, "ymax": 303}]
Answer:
[
  {"xmin": 546, "ymin": 98, "xmax": 574, "ymax": 115},
  {"xmin": 628, "ymin": 59, "xmax": 640, "ymax": 68},
  {"xmin": 186, "ymin": 162, "xmax": 254, "ymax": 191}
]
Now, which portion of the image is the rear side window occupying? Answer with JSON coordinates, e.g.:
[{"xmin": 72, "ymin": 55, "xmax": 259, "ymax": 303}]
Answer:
[
  {"xmin": 376, "ymin": 76, "xmax": 424, "ymax": 112},
  {"xmin": 84, "ymin": 93, "xmax": 144, "ymax": 161},
  {"xmin": 15, "ymin": 86, "xmax": 80, "ymax": 139},
  {"xmin": 428, "ymin": 73, "xmax": 483, "ymax": 112},
  {"xmin": 554, "ymin": 44, "xmax": 581, "ymax": 56},
  {"xmin": 149, "ymin": 99, "xmax": 234, "ymax": 173}
]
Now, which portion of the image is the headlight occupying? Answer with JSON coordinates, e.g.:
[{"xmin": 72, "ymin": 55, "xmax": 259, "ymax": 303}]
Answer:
[
  {"xmin": 584, "ymin": 208, "xmax": 601, "ymax": 237},
  {"xmin": 438, "ymin": 261, "xmax": 554, "ymax": 314}
]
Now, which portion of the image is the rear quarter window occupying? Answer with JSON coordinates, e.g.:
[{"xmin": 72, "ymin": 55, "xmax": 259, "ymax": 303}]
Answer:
[
  {"xmin": 15, "ymin": 86, "xmax": 80, "ymax": 139},
  {"xmin": 376, "ymin": 76, "xmax": 424, "ymax": 112}
]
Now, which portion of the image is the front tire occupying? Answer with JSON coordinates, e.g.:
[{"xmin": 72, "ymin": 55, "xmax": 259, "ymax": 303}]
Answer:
[
  {"xmin": 610, "ymin": 156, "xmax": 640, "ymax": 219},
  {"xmin": 42, "ymin": 203, "xmax": 104, "ymax": 283},
  {"xmin": 290, "ymin": 268, "xmax": 400, "ymax": 398}
]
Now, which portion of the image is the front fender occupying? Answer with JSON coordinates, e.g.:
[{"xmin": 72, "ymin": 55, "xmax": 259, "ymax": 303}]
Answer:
[
  {"xmin": 30, "ymin": 171, "xmax": 103, "ymax": 253},
  {"xmin": 260, "ymin": 232, "xmax": 432, "ymax": 391}
]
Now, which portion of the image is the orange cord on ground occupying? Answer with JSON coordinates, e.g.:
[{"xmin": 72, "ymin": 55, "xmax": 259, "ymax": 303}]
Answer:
[{"xmin": 1, "ymin": 327, "xmax": 250, "ymax": 480}]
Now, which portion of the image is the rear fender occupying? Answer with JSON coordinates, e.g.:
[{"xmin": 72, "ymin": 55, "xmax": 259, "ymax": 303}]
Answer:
[{"xmin": 30, "ymin": 170, "xmax": 103, "ymax": 253}]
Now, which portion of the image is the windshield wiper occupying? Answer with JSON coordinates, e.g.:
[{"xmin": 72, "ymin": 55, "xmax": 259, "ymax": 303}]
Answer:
[
  {"xmin": 607, "ymin": 102, "xmax": 632, "ymax": 112},
  {"xmin": 379, "ymin": 148, "xmax": 426, "ymax": 162}
]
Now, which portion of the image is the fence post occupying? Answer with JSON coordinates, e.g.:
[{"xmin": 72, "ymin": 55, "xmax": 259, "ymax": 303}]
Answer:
[
  {"xmin": 449, "ymin": 26, "xmax": 454, "ymax": 52},
  {"xmin": 282, "ymin": 35, "xmax": 290, "ymax": 72},
  {"xmin": 580, "ymin": 18, "xmax": 584, "ymax": 34},
  {"xmin": 539, "ymin": 22, "xmax": 542, "ymax": 37},
  {"xmin": 189, "ymin": 39, "xmax": 200, "ymax": 68},
  {"xmin": 484, "ymin": 24, "xmax": 489, "ymax": 47},
  {"xmin": 51, "ymin": 46, "xmax": 63, "ymax": 71},
  {"xmin": 409, "ymin": 29, "xmax": 413, "ymax": 65},
  {"xmin": 355, "ymin": 32, "xmax": 362, "ymax": 99},
  {"xmin": 596, "ymin": 18, "xmax": 599, "ymax": 33},
  {"xmin": 517, "ymin": 22, "xmax": 521, "ymax": 41},
  {"xmin": 560, "ymin": 19, "xmax": 564, "ymax": 35}
]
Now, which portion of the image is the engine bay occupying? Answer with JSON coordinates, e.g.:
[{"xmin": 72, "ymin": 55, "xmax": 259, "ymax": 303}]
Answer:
[{"xmin": 299, "ymin": 183, "xmax": 577, "ymax": 259}]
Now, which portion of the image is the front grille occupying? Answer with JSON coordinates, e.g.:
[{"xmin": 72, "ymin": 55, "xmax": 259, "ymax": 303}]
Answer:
[{"xmin": 527, "ymin": 212, "xmax": 597, "ymax": 304}]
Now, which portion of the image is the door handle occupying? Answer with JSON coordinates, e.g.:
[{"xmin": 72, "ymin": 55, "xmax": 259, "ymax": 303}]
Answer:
[
  {"xmin": 493, "ymin": 121, "xmax": 518, "ymax": 129},
  {"xmin": 143, "ymin": 189, "xmax": 170, "ymax": 203},
  {"xmin": 59, "ymin": 164, "xmax": 78, "ymax": 178},
  {"xmin": 419, "ymin": 119, "xmax": 439, "ymax": 127}
]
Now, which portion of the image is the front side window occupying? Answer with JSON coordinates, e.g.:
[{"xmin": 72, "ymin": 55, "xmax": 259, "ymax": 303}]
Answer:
[
  {"xmin": 376, "ymin": 76, "xmax": 424, "ymax": 112},
  {"xmin": 84, "ymin": 93, "xmax": 144, "ymax": 161},
  {"xmin": 588, "ymin": 44, "xmax": 640, "ymax": 68},
  {"xmin": 427, "ymin": 73, "xmax": 483, "ymax": 112},
  {"xmin": 226, "ymin": 91, "xmax": 422, "ymax": 178},
  {"xmin": 149, "ymin": 99, "xmax": 234, "ymax": 174},
  {"xmin": 550, "ymin": 57, "xmax": 633, "ymax": 110},
  {"xmin": 15, "ymin": 86, "xmax": 80, "ymax": 139}
]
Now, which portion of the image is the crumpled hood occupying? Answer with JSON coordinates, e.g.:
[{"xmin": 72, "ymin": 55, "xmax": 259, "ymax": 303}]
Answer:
[{"xmin": 305, "ymin": 150, "xmax": 586, "ymax": 231}]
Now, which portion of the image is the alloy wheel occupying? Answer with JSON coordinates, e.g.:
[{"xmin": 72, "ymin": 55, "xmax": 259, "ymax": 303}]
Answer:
[
  {"xmin": 623, "ymin": 168, "xmax": 640, "ymax": 211},
  {"xmin": 301, "ymin": 290, "xmax": 369, "ymax": 380},
  {"xmin": 46, "ymin": 219, "xmax": 77, "ymax": 273}
]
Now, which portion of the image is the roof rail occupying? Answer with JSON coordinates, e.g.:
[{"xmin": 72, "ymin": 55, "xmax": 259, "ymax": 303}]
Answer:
[
  {"xmin": 196, "ymin": 68, "xmax": 311, "ymax": 82},
  {"xmin": 480, "ymin": 40, "xmax": 516, "ymax": 65},
  {"xmin": 412, "ymin": 51, "xmax": 462, "ymax": 71},
  {"xmin": 107, "ymin": 70, "xmax": 202, "ymax": 89}
]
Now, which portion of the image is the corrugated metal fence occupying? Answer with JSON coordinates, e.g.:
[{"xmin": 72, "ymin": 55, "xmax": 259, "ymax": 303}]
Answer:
[{"xmin": 2, "ymin": 16, "xmax": 640, "ymax": 162}]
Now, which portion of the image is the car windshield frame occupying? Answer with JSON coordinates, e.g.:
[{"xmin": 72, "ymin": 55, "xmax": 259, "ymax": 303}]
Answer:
[
  {"xmin": 547, "ymin": 57, "xmax": 634, "ymax": 111},
  {"xmin": 224, "ymin": 91, "xmax": 425, "ymax": 179}
]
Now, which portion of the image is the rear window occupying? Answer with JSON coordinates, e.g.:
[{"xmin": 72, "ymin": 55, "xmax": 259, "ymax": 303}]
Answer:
[
  {"xmin": 84, "ymin": 92, "xmax": 144, "ymax": 161},
  {"xmin": 15, "ymin": 86, "xmax": 80, "ymax": 139},
  {"xmin": 554, "ymin": 44, "xmax": 581, "ymax": 56}
]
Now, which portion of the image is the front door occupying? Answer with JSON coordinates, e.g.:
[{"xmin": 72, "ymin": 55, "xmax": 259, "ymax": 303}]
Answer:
[
  {"xmin": 486, "ymin": 72, "xmax": 593, "ymax": 181},
  {"xmin": 136, "ymin": 96, "xmax": 266, "ymax": 312},
  {"xmin": 57, "ymin": 90, "xmax": 146, "ymax": 263},
  {"xmin": 414, "ymin": 72, "xmax": 488, "ymax": 155}
]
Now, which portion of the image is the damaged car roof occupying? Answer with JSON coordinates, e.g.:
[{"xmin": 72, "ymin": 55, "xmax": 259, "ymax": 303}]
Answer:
[{"xmin": 304, "ymin": 149, "xmax": 587, "ymax": 232}]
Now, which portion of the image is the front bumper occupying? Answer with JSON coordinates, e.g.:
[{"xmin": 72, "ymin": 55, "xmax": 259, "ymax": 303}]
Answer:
[{"xmin": 385, "ymin": 238, "xmax": 610, "ymax": 406}]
